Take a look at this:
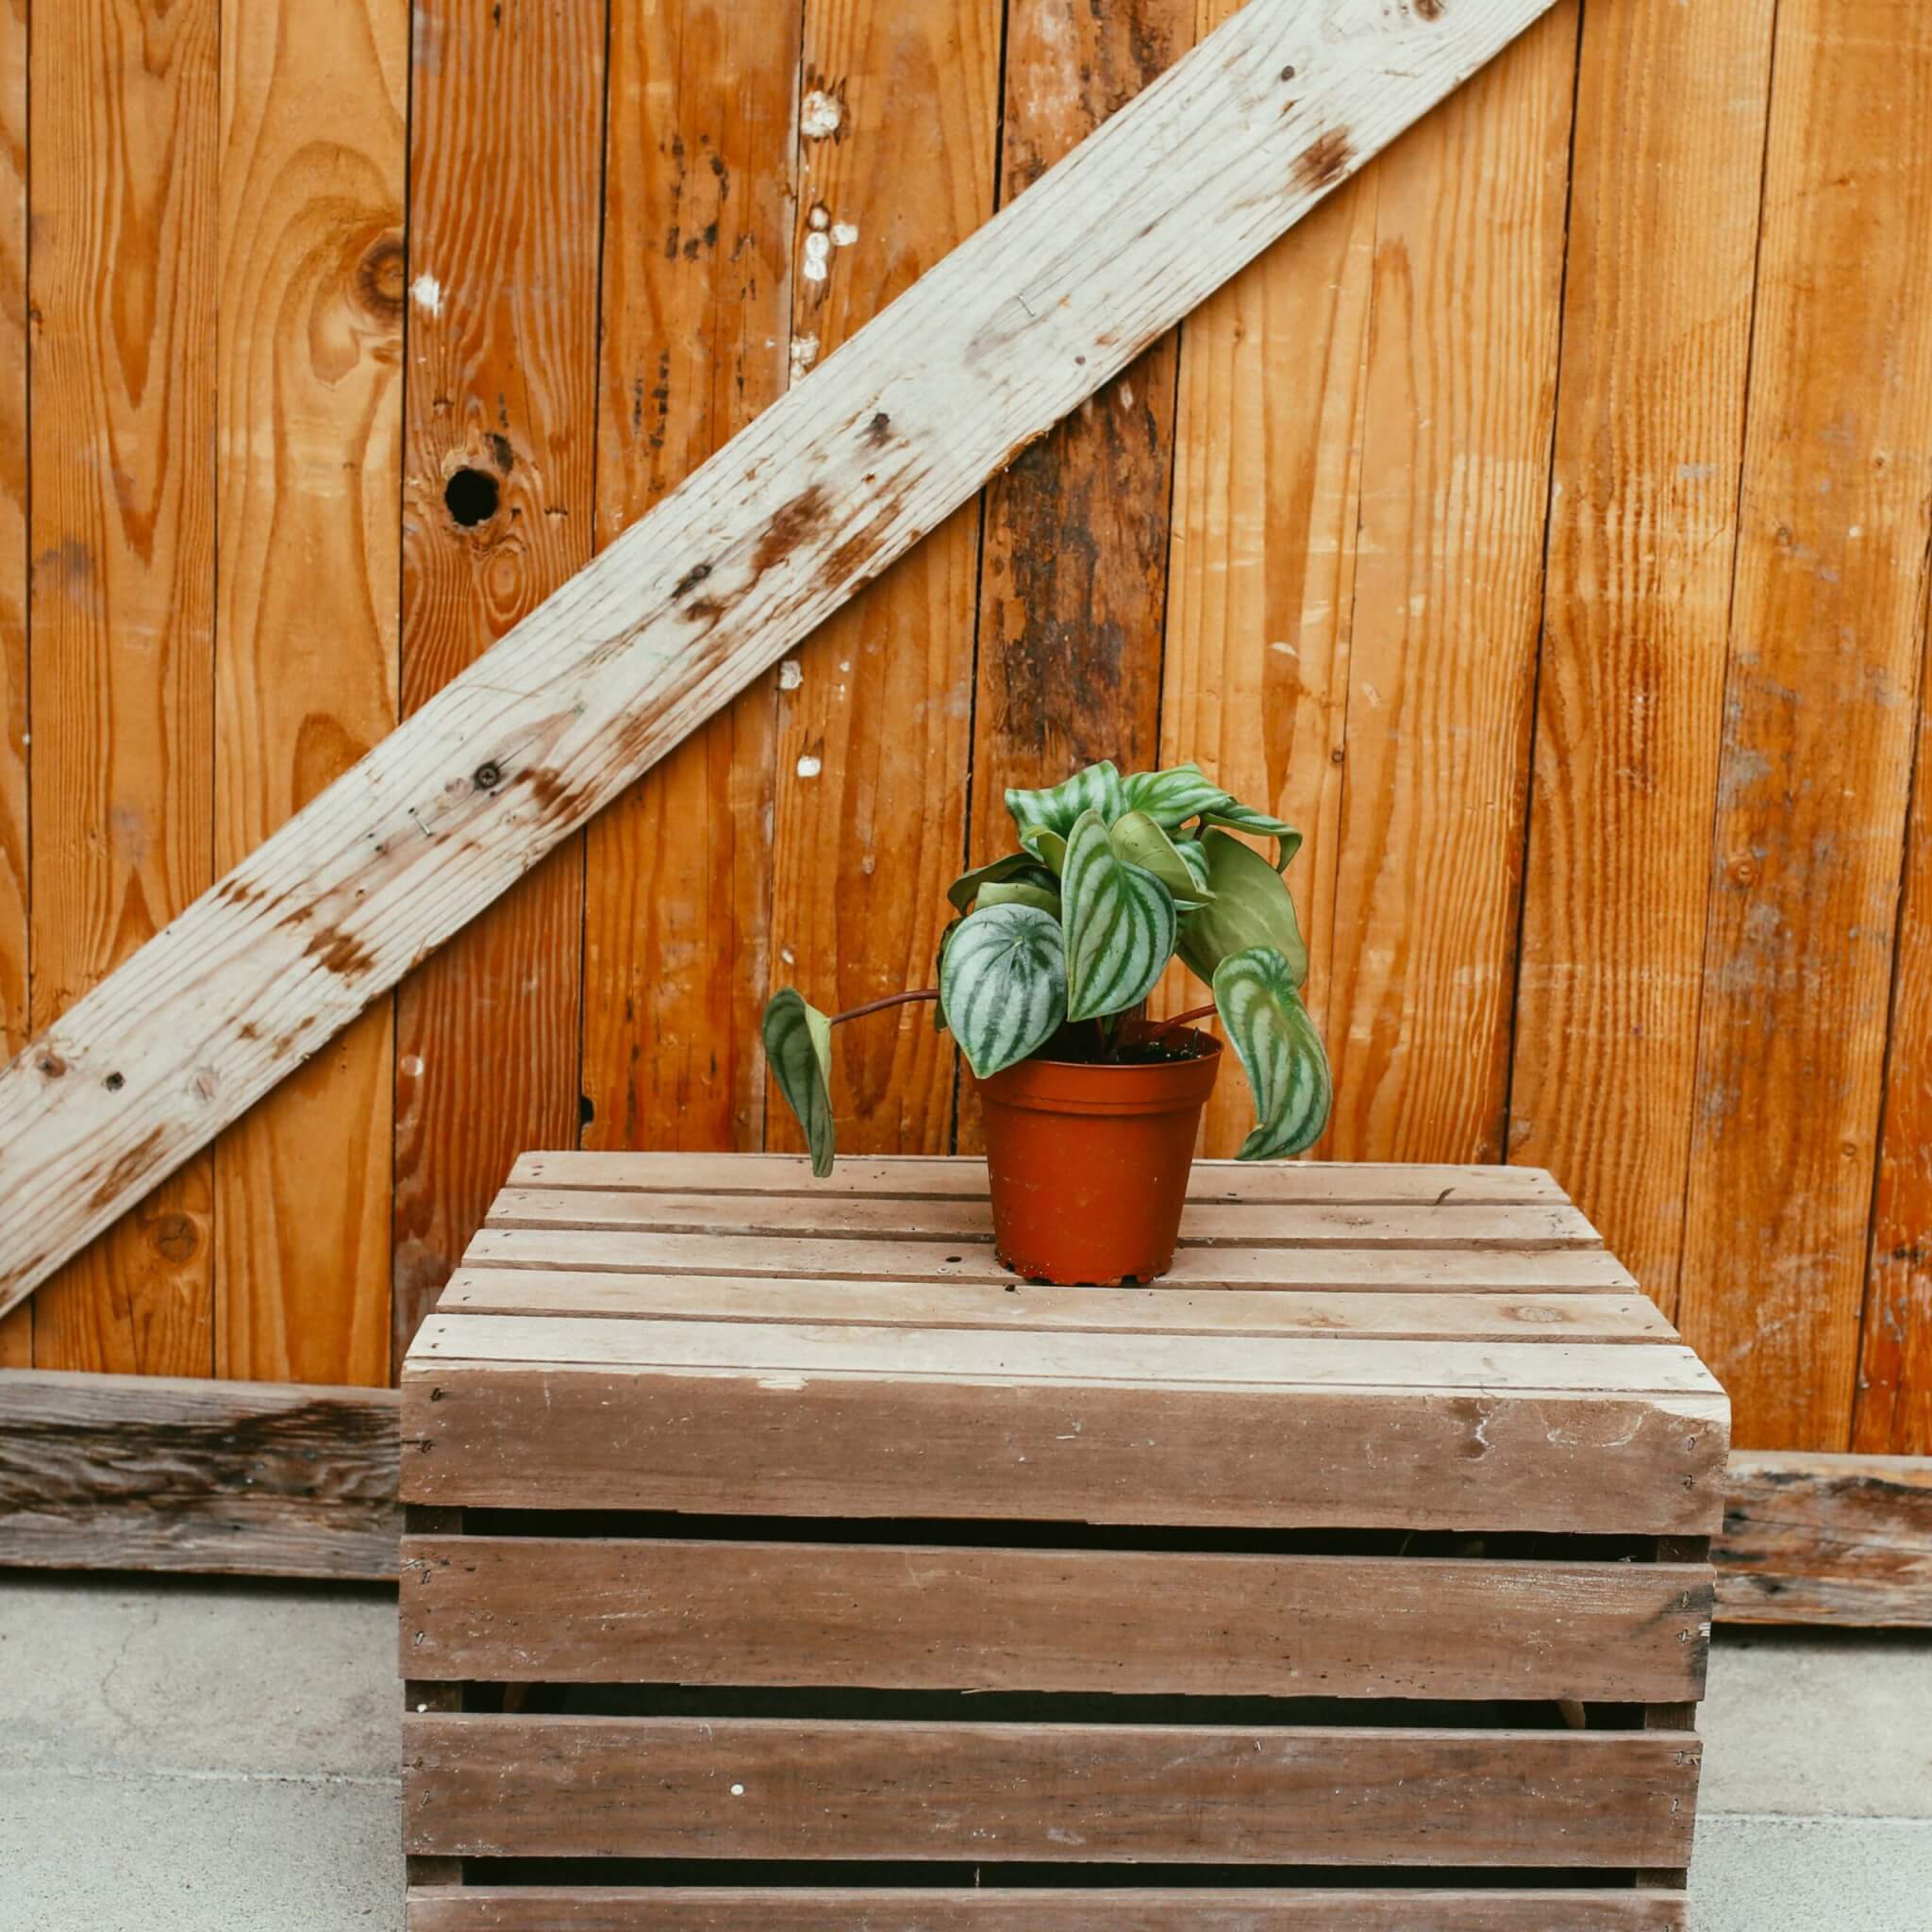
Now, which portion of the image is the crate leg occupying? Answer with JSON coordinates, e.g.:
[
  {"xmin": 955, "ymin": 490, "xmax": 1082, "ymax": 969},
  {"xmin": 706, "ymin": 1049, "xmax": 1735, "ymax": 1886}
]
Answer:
[
  {"xmin": 1639, "ymin": 1533, "xmax": 1709, "ymax": 1891},
  {"xmin": 403, "ymin": 1506, "xmax": 464, "ymax": 1895}
]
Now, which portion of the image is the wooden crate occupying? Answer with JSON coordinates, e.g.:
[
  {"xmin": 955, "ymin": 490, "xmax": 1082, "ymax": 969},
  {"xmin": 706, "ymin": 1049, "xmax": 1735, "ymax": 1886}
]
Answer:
[{"xmin": 400, "ymin": 1154, "xmax": 1727, "ymax": 1929}]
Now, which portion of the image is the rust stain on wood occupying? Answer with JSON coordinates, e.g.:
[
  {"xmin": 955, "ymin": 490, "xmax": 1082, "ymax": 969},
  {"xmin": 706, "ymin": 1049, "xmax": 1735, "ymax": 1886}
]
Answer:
[{"xmin": 1294, "ymin": 127, "xmax": 1356, "ymax": 192}]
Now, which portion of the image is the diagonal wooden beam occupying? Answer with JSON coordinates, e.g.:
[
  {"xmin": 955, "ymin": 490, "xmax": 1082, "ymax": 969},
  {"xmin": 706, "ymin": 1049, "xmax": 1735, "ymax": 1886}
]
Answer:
[{"xmin": 0, "ymin": 0, "xmax": 1557, "ymax": 1314}]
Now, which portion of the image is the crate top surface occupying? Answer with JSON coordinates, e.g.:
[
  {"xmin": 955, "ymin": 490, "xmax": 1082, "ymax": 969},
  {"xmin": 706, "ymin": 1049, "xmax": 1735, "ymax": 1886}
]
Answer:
[
  {"xmin": 407, "ymin": 1152, "xmax": 1722, "ymax": 1404},
  {"xmin": 403, "ymin": 1154, "xmax": 1727, "ymax": 1533}
]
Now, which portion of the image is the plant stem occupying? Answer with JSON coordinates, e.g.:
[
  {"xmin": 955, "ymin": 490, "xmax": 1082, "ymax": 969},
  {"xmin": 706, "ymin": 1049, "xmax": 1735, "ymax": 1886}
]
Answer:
[
  {"xmin": 829, "ymin": 988, "xmax": 941, "ymax": 1026},
  {"xmin": 1150, "ymin": 1002, "xmax": 1217, "ymax": 1041}
]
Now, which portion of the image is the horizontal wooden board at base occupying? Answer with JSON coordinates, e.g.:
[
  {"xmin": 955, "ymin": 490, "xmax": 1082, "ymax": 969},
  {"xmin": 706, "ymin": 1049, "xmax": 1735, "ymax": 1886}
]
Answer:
[
  {"xmin": 439, "ymin": 1271, "xmax": 1677, "ymax": 1343},
  {"xmin": 406, "ymin": 1887, "xmax": 1690, "ymax": 1930},
  {"xmin": 484, "ymin": 1190, "xmax": 1603, "ymax": 1252},
  {"xmin": 399, "ymin": 1534, "xmax": 1711, "ymax": 1702},
  {"xmin": 461, "ymin": 1227, "xmax": 1639, "ymax": 1292},
  {"xmin": 1715, "ymin": 1452, "xmax": 1932, "ymax": 1625},
  {"xmin": 0, "ymin": 1370, "xmax": 400, "ymax": 1580},
  {"xmin": 402, "ymin": 1716, "xmax": 1699, "ymax": 1867},
  {"xmin": 401, "ymin": 1368, "xmax": 1727, "ymax": 1535},
  {"xmin": 508, "ymin": 1151, "xmax": 1568, "ymax": 1206}
]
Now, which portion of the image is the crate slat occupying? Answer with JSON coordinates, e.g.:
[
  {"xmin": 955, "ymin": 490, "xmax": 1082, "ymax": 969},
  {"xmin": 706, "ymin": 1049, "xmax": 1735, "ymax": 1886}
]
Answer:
[
  {"xmin": 407, "ymin": 1887, "xmax": 1690, "ymax": 1930},
  {"xmin": 402, "ymin": 1369, "xmax": 1726, "ymax": 1535},
  {"xmin": 441, "ymin": 1272, "xmax": 1678, "ymax": 1342},
  {"xmin": 400, "ymin": 1535, "xmax": 1711, "ymax": 1702},
  {"xmin": 402, "ymin": 1716, "xmax": 1699, "ymax": 1867},
  {"xmin": 509, "ymin": 1151, "xmax": 1570, "ymax": 1207},
  {"xmin": 485, "ymin": 1189, "xmax": 1605, "ymax": 1252},
  {"xmin": 462, "ymin": 1226, "xmax": 1640, "ymax": 1290},
  {"xmin": 410, "ymin": 1315, "xmax": 1713, "ymax": 1396}
]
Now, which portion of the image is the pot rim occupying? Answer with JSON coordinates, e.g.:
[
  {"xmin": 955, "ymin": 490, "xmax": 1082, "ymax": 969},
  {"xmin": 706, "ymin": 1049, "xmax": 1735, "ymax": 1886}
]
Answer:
[{"xmin": 975, "ymin": 1028, "xmax": 1223, "ymax": 1116}]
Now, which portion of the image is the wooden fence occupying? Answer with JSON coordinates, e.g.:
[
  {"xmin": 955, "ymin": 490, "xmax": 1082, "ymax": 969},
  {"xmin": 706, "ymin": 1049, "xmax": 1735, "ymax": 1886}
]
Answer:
[{"xmin": 2, "ymin": 0, "xmax": 1928, "ymax": 1459}]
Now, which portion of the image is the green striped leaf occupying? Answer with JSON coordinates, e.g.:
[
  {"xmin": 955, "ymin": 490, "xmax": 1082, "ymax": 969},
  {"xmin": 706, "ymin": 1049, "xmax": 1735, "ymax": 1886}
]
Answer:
[
  {"xmin": 762, "ymin": 988, "xmax": 837, "ymax": 1176},
  {"xmin": 940, "ymin": 904, "xmax": 1068, "ymax": 1079},
  {"xmin": 1175, "ymin": 829, "xmax": 1308, "ymax": 990},
  {"xmin": 1122, "ymin": 761, "xmax": 1232, "ymax": 827},
  {"xmin": 1109, "ymin": 810, "xmax": 1214, "ymax": 910},
  {"xmin": 1061, "ymin": 808, "xmax": 1178, "ymax": 1022},
  {"xmin": 1006, "ymin": 760, "xmax": 1125, "ymax": 858},
  {"xmin": 1212, "ymin": 946, "xmax": 1333, "ymax": 1160},
  {"xmin": 1202, "ymin": 800, "xmax": 1304, "ymax": 872}
]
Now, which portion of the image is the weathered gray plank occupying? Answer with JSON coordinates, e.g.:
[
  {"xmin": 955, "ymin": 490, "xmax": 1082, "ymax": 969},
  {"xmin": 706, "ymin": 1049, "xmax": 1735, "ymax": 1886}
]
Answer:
[
  {"xmin": 0, "ymin": 1369, "xmax": 399, "ymax": 1579},
  {"xmin": 1717, "ymin": 1452, "xmax": 1932, "ymax": 1625}
]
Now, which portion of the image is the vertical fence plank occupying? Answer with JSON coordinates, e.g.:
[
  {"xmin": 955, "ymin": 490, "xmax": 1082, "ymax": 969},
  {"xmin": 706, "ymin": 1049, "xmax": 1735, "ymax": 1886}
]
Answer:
[
  {"xmin": 1320, "ymin": 7, "xmax": 1577, "ymax": 1164},
  {"xmin": 1859, "ymin": 658, "xmax": 1932, "ymax": 1455},
  {"xmin": 28, "ymin": 0, "xmax": 220, "ymax": 1374},
  {"xmin": 964, "ymin": 0, "xmax": 1191, "ymax": 845},
  {"xmin": 1155, "ymin": 0, "xmax": 1375, "ymax": 1156},
  {"xmin": 766, "ymin": 0, "xmax": 999, "ymax": 1158},
  {"xmin": 580, "ymin": 0, "xmax": 799, "ymax": 1158},
  {"xmin": 0, "ymin": 0, "xmax": 25, "ymax": 1369},
  {"xmin": 392, "ymin": 0, "xmax": 608, "ymax": 1367},
  {"xmin": 1680, "ymin": 0, "xmax": 1932, "ymax": 1450},
  {"xmin": 958, "ymin": 0, "xmax": 1194, "ymax": 1153},
  {"xmin": 211, "ymin": 0, "xmax": 406, "ymax": 1386},
  {"xmin": 1506, "ymin": 0, "xmax": 1774, "ymax": 1314}
]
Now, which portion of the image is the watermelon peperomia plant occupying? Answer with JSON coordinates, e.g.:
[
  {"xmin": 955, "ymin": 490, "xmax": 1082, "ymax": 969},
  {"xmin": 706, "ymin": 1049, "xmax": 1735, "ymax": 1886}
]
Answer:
[{"xmin": 762, "ymin": 759, "xmax": 1332, "ymax": 1174}]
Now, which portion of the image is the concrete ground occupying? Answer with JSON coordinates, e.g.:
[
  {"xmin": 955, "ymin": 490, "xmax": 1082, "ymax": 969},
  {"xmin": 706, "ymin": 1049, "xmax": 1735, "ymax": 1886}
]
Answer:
[{"xmin": 0, "ymin": 1575, "xmax": 1927, "ymax": 1929}]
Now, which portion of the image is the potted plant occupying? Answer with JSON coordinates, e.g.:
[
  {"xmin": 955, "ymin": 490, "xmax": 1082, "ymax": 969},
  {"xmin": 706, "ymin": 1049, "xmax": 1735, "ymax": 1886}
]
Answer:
[{"xmin": 762, "ymin": 759, "xmax": 1331, "ymax": 1284}]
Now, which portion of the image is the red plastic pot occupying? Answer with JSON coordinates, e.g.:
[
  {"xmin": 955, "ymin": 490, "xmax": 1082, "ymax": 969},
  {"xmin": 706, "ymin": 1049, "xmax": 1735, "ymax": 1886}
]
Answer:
[{"xmin": 974, "ymin": 1026, "xmax": 1222, "ymax": 1285}]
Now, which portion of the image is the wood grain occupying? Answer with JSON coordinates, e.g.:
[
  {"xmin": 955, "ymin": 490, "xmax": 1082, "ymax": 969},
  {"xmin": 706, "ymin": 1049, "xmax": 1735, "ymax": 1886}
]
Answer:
[
  {"xmin": 1857, "ymin": 658, "xmax": 1932, "ymax": 1453},
  {"xmin": 1506, "ymin": 0, "xmax": 1776, "ymax": 1314},
  {"xmin": 26, "ymin": 0, "xmax": 220, "ymax": 1373},
  {"xmin": 0, "ymin": 1368, "xmax": 399, "ymax": 1577},
  {"xmin": 1718, "ymin": 1453, "xmax": 1932, "ymax": 1626},
  {"xmin": 766, "ymin": 0, "xmax": 999, "ymax": 1162},
  {"xmin": 0, "ymin": 0, "xmax": 1564, "ymax": 1320},
  {"xmin": 1323, "ymin": 8, "xmax": 1575, "ymax": 1163},
  {"xmin": 406, "ymin": 1890, "xmax": 1690, "ymax": 1932},
  {"xmin": 403, "ymin": 1714, "xmax": 1700, "ymax": 1866},
  {"xmin": 1675, "ymin": 0, "xmax": 1932, "ymax": 1449},
  {"xmin": 211, "ymin": 0, "xmax": 406, "ymax": 1386},
  {"xmin": 403, "ymin": 1366, "xmax": 1727, "ymax": 1535},
  {"xmin": 391, "ymin": 0, "xmax": 608, "ymax": 1369},
  {"xmin": 581, "ymin": 0, "xmax": 800, "ymax": 1159},
  {"xmin": 1156, "ymin": 0, "xmax": 1375, "ymax": 1150},
  {"xmin": 402, "ymin": 1533, "xmax": 1710, "ymax": 1702},
  {"xmin": 0, "ymin": 0, "xmax": 26, "ymax": 1371}
]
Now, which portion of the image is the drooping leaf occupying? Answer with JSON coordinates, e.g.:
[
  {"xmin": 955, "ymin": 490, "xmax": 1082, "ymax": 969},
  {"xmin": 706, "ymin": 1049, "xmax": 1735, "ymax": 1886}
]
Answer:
[
  {"xmin": 1175, "ymin": 828, "xmax": 1309, "ymax": 990},
  {"xmin": 1006, "ymin": 759, "xmax": 1126, "ymax": 858},
  {"xmin": 1031, "ymin": 828, "xmax": 1068, "ymax": 874},
  {"xmin": 976, "ymin": 878, "xmax": 1062, "ymax": 918},
  {"xmin": 1201, "ymin": 800, "xmax": 1304, "ymax": 872},
  {"xmin": 946, "ymin": 852, "xmax": 1046, "ymax": 913},
  {"xmin": 1121, "ymin": 761, "xmax": 1232, "ymax": 828},
  {"xmin": 1060, "ymin": 808, "xmax": 1178, "ymax": 1022},
  {"xmin": 940, "ymin": 903, "xmax": 1068, "ymax": 1079},
  {"xmin": 934, "ymin": 920, "xmax": 961, "ymax": 1031},
  {"xmin": 1109, "ymin": 810, "xmax": 1214, "ymax": 910},
  {"xmin": 762, "ymin": 988, "xmax": 837, "ymax": 1176},
  {"xmin": 1212, "ymin": 946, "xmax": 1333, "ymax": 1160}
]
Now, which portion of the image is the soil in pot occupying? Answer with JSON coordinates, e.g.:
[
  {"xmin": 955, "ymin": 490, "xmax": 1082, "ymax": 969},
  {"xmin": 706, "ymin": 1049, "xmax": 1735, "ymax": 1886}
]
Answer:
[{"xmin": 974, "ymin": 1023, "xmax": 1221, "ymax": 1286}]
